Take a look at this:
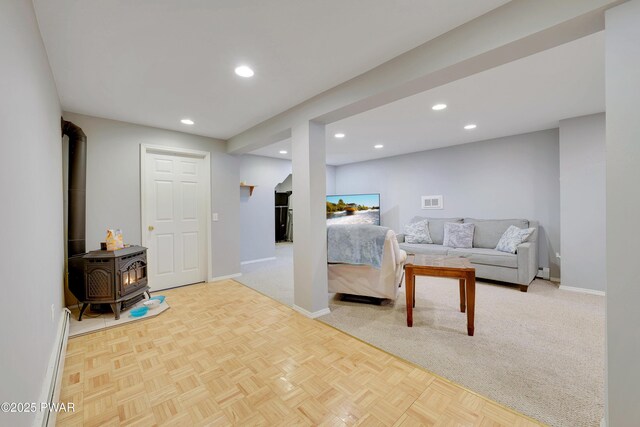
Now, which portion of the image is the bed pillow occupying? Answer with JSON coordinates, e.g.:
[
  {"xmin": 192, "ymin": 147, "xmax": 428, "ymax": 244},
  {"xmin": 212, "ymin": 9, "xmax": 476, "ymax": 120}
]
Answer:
[
  {"xmin": 442, "ymin": 222, "xmax": 474, "ymax": 248},
  {"xmin": 404, "ymin": 219, "xmax": 433, "ymax": 244},
  {"xmin": 495, "ymin": 225, "xmax": 535, "ymax": 254}
]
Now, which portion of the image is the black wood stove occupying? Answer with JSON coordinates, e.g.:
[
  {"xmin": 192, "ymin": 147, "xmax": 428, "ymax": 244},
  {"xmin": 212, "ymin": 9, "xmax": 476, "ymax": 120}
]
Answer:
[{"xmin": 68, "ymin": 245, "xmax": 149, "ymax": 320}]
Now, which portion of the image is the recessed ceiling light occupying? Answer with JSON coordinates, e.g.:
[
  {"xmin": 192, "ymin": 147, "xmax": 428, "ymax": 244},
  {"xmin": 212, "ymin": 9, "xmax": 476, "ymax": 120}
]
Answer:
[
  {"xmin": 334, "ymin": 133, "xmax": 345, "ymax": 138},
  {"xmin": 279, "ymin": 150, "xmax": 288, "ymax": 154},
  {"xmin": 180, "ymin": 119, "xmax": 194, "ymax": 125},
  {"xmin": 235, "ymin": 65, "xmax": 254, "ymax": 78},
  {"xmin": 374, "ymin": 144, "xmax": 384, "ymax": 149},
  {"xmin": 432, "ymin": 103, "xmax": 447, "ymax": 111},
  {"xmin": 464, "ymin": 124, "xmax": 477, "ymax": 130}
]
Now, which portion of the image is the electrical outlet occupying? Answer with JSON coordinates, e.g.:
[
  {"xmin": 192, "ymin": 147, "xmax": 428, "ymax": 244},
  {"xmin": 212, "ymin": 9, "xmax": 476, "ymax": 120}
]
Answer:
[
  {"xmin": 212, "ymin": 213, "xmax": 219, "ymax": 221},
  {"xmin": 50, "ymin": 304, "xmax": 55, "ymax": 322}
]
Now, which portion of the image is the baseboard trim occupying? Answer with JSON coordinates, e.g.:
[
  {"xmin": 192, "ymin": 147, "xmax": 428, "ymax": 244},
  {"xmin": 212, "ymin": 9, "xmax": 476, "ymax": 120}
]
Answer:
[
  {"xmin": 293, "ymin": 305, "xmax": 331, "ymax": 319},
  {"xmin": 35, "ymin": 307, "xmax": 71, "ymax": 427},
  {"xmin": 240, "ymin": 257, "xmax": 276, "ymax": 265},
  {"xmin": 559, "ymin": 285, "xmax": 606, "ymax": 296},
  {"xmin": 208, "ymin": 273, "xmax": 242, "ymax": 282}
]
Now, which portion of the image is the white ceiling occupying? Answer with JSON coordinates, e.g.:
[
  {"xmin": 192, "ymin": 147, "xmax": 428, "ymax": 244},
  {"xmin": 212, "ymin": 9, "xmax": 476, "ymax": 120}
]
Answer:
[
  {"xmin": 251, "ymin": 31, "xmax": 605, "ymax": 165},
  {"xmin": 33, "ymin": 0, "xmax": 510, "ymax": 140}
]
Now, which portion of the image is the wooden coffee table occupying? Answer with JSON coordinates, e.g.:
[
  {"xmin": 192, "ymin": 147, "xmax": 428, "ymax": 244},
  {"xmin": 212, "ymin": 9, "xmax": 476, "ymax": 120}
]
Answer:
[{"xmin": 404, "ymin": 254, "xmax": 476, "ymax": 336}]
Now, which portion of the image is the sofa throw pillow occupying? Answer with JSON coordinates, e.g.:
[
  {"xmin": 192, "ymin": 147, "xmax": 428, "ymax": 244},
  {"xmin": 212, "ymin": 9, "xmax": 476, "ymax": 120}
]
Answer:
[
  {"xmin": 442, "ymin": 222, "xmax": 474, "ymax": 248},
  {"xmin": 495, "ymin": 225, "xmax": 535, "ymax": 254},
  {"xmin": 404, "ymin": 219, "xmax": 433, "ymax": 244}
]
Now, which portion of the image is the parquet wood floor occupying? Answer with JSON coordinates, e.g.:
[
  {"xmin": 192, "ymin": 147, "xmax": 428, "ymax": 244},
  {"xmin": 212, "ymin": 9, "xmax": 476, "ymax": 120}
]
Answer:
[{"xmin": 57, "ymin": 280, "xmax": 544, "ymax": 426}]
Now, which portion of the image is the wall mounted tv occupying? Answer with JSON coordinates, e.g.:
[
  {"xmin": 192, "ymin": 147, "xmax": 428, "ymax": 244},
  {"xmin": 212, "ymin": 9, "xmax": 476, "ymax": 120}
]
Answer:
[{"xmin": 326, "ymin": 193, "xmax": 380, "ymax": 225}]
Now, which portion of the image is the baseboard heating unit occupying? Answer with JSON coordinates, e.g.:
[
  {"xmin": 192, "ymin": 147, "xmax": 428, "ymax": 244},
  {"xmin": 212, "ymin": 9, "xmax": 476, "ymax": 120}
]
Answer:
[{"xmin": 35, "ymin": 307, "xmax": 71, "ymax": 427}]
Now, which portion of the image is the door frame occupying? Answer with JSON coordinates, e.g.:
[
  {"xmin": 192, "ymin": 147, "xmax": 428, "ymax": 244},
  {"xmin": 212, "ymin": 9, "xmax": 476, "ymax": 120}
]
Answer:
[{"xmin": 140, "ymin": 144, "xmax": 212, "ymax": 285}]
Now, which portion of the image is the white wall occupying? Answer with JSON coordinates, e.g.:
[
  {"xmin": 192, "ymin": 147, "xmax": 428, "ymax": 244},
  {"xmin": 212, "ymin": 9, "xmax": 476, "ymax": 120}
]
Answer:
[
  {"xmin": 275, "ymin": 174, "xmax": 293, "ymax": 192},
  {"xmin": 0, "ymin": 1, "xmax": 64, "ymax": 426},
  {"xmin": 62, "ymin": 112, "xmax": 241, "ymax": 285},
  {"xmin": 334, "ymin": 129, "xmax": 561, "ymax": 277},
  {"xmin": 559, "ymin": 113, "xmax": 606, "ymax": 292},
  {"xmin": 238, "ymin": 155, "xmax": 337, "ymax": 262},
  {"xmin": 605, "ymin": 1, "xmax": 640, "ymax": 425},
  {"xmin": 326, "ymin": 165, "xmax": 337, "ymax": 195},
  {"xmin": 239, "ymin": 155, "xmax": 292, "ymax": 262}
]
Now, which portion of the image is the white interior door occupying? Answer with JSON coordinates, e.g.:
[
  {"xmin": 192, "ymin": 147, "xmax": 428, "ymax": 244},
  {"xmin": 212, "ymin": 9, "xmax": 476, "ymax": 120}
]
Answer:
[{"xmin": 144, "ymin": 151, "xmax": 207, "ymax": 291}]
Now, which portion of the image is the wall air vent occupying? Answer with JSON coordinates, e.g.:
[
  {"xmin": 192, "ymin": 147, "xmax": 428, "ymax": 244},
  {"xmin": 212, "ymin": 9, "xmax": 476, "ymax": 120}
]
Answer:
[{"xmin": 421, "ymin": 195, "xmax": 443, "ymax": 210}]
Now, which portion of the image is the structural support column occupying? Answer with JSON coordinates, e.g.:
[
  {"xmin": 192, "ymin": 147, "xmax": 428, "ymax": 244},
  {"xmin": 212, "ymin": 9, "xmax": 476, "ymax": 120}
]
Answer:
[
  {"xmin": 605, "ymin": 1, "xmax": 640, "ymax": 426},
  {"xmin": 291, "ymin": 120, "xmax": 329, "ymax": 317}
]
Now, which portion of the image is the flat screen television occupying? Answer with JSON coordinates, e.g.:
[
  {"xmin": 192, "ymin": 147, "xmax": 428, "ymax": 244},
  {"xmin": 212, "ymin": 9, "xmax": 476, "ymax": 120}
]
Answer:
[{"xmin": 326, "ymin": 193, "xmax": 380, "ymax": 225}]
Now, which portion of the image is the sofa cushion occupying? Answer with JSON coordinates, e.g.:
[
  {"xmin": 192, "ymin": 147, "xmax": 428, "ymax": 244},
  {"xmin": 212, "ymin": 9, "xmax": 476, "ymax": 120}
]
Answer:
[
  {"xmin": 447, "ymin": 247, "xmax": 518, "ymax": 268},
  {"xmin": 495, "ymin": 225, "xmax": 536, "ymax": 254},
  {"xmin": 410, "ymin": 217, "xmax": 463, "ymax": 245},
  {"xmin": 463, "ymin": 218, "xmax": 529, "ymax": 249},
  {"xmin": 399, "ymin": 243, "xmax": 449, "ymax": 256},
  {"xmin": 443, "ymin": 222, "xmax": 475, "ymax": 248},
  {"xmin": 404, "ymin": 219, "xmax": 433, "ymax": 244}
]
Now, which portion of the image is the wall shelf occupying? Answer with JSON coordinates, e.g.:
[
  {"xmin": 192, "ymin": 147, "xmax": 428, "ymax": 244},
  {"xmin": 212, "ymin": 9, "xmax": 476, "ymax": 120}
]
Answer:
[{"xmin": 240, "ymin": 184, "xmax": 257, "ymax": 196}]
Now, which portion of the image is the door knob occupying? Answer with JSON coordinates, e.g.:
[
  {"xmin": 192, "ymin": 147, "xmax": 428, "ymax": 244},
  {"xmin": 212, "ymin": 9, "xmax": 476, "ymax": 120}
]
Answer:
[{"xmin": 148, "ymin": 225, "xmax": 155, "ymax": 231}]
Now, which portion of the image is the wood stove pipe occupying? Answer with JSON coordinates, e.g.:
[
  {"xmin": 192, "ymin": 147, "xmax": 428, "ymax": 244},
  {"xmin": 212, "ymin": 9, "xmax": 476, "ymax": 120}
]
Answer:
[{"xmin": 62, "ymin": 118, "xmax": 87, "ymax": 257}]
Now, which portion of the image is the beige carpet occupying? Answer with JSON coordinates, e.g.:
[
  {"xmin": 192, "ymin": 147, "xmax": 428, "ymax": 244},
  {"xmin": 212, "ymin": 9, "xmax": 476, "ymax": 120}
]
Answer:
[{"xmin": 318, "ymin": 278, "xmax": 605, "ymax": 427}]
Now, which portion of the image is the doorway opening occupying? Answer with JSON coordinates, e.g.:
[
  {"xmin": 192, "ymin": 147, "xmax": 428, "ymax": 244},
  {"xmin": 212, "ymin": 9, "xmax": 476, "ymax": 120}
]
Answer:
[{"xmin": 275, "ymin": 173, "xmax": 293, "ymax": 243}]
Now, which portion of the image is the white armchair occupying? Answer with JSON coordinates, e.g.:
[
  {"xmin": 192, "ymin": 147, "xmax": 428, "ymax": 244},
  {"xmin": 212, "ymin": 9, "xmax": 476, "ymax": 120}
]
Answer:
[{"xmin": 328, "ymin": 229, "xmax": 407, "ymax": 300}]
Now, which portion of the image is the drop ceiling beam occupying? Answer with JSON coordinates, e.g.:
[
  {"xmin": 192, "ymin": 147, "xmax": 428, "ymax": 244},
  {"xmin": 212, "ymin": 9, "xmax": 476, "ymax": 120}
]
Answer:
[{"xmin": 227, "ymin": 0, "xmax": 624, "ymax": 154}]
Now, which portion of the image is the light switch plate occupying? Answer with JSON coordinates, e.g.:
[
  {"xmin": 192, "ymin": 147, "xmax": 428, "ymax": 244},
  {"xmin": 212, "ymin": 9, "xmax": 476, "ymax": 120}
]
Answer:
[{"xmin": 212, "ymin": 213, "xmax": 219, "ymax": 221}]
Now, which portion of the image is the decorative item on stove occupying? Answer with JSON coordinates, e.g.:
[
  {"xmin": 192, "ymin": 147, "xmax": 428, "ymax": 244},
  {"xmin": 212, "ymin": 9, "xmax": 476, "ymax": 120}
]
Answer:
[{"xmin": 106, "ymin": 229, "xmax": 124, "ymax": 251}]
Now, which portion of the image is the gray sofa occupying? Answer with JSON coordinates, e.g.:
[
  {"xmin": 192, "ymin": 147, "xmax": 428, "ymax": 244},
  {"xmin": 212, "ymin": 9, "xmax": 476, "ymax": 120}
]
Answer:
[{"xmin": 397, "ymin": 217, "xmax": 538, "ymax": 291}]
